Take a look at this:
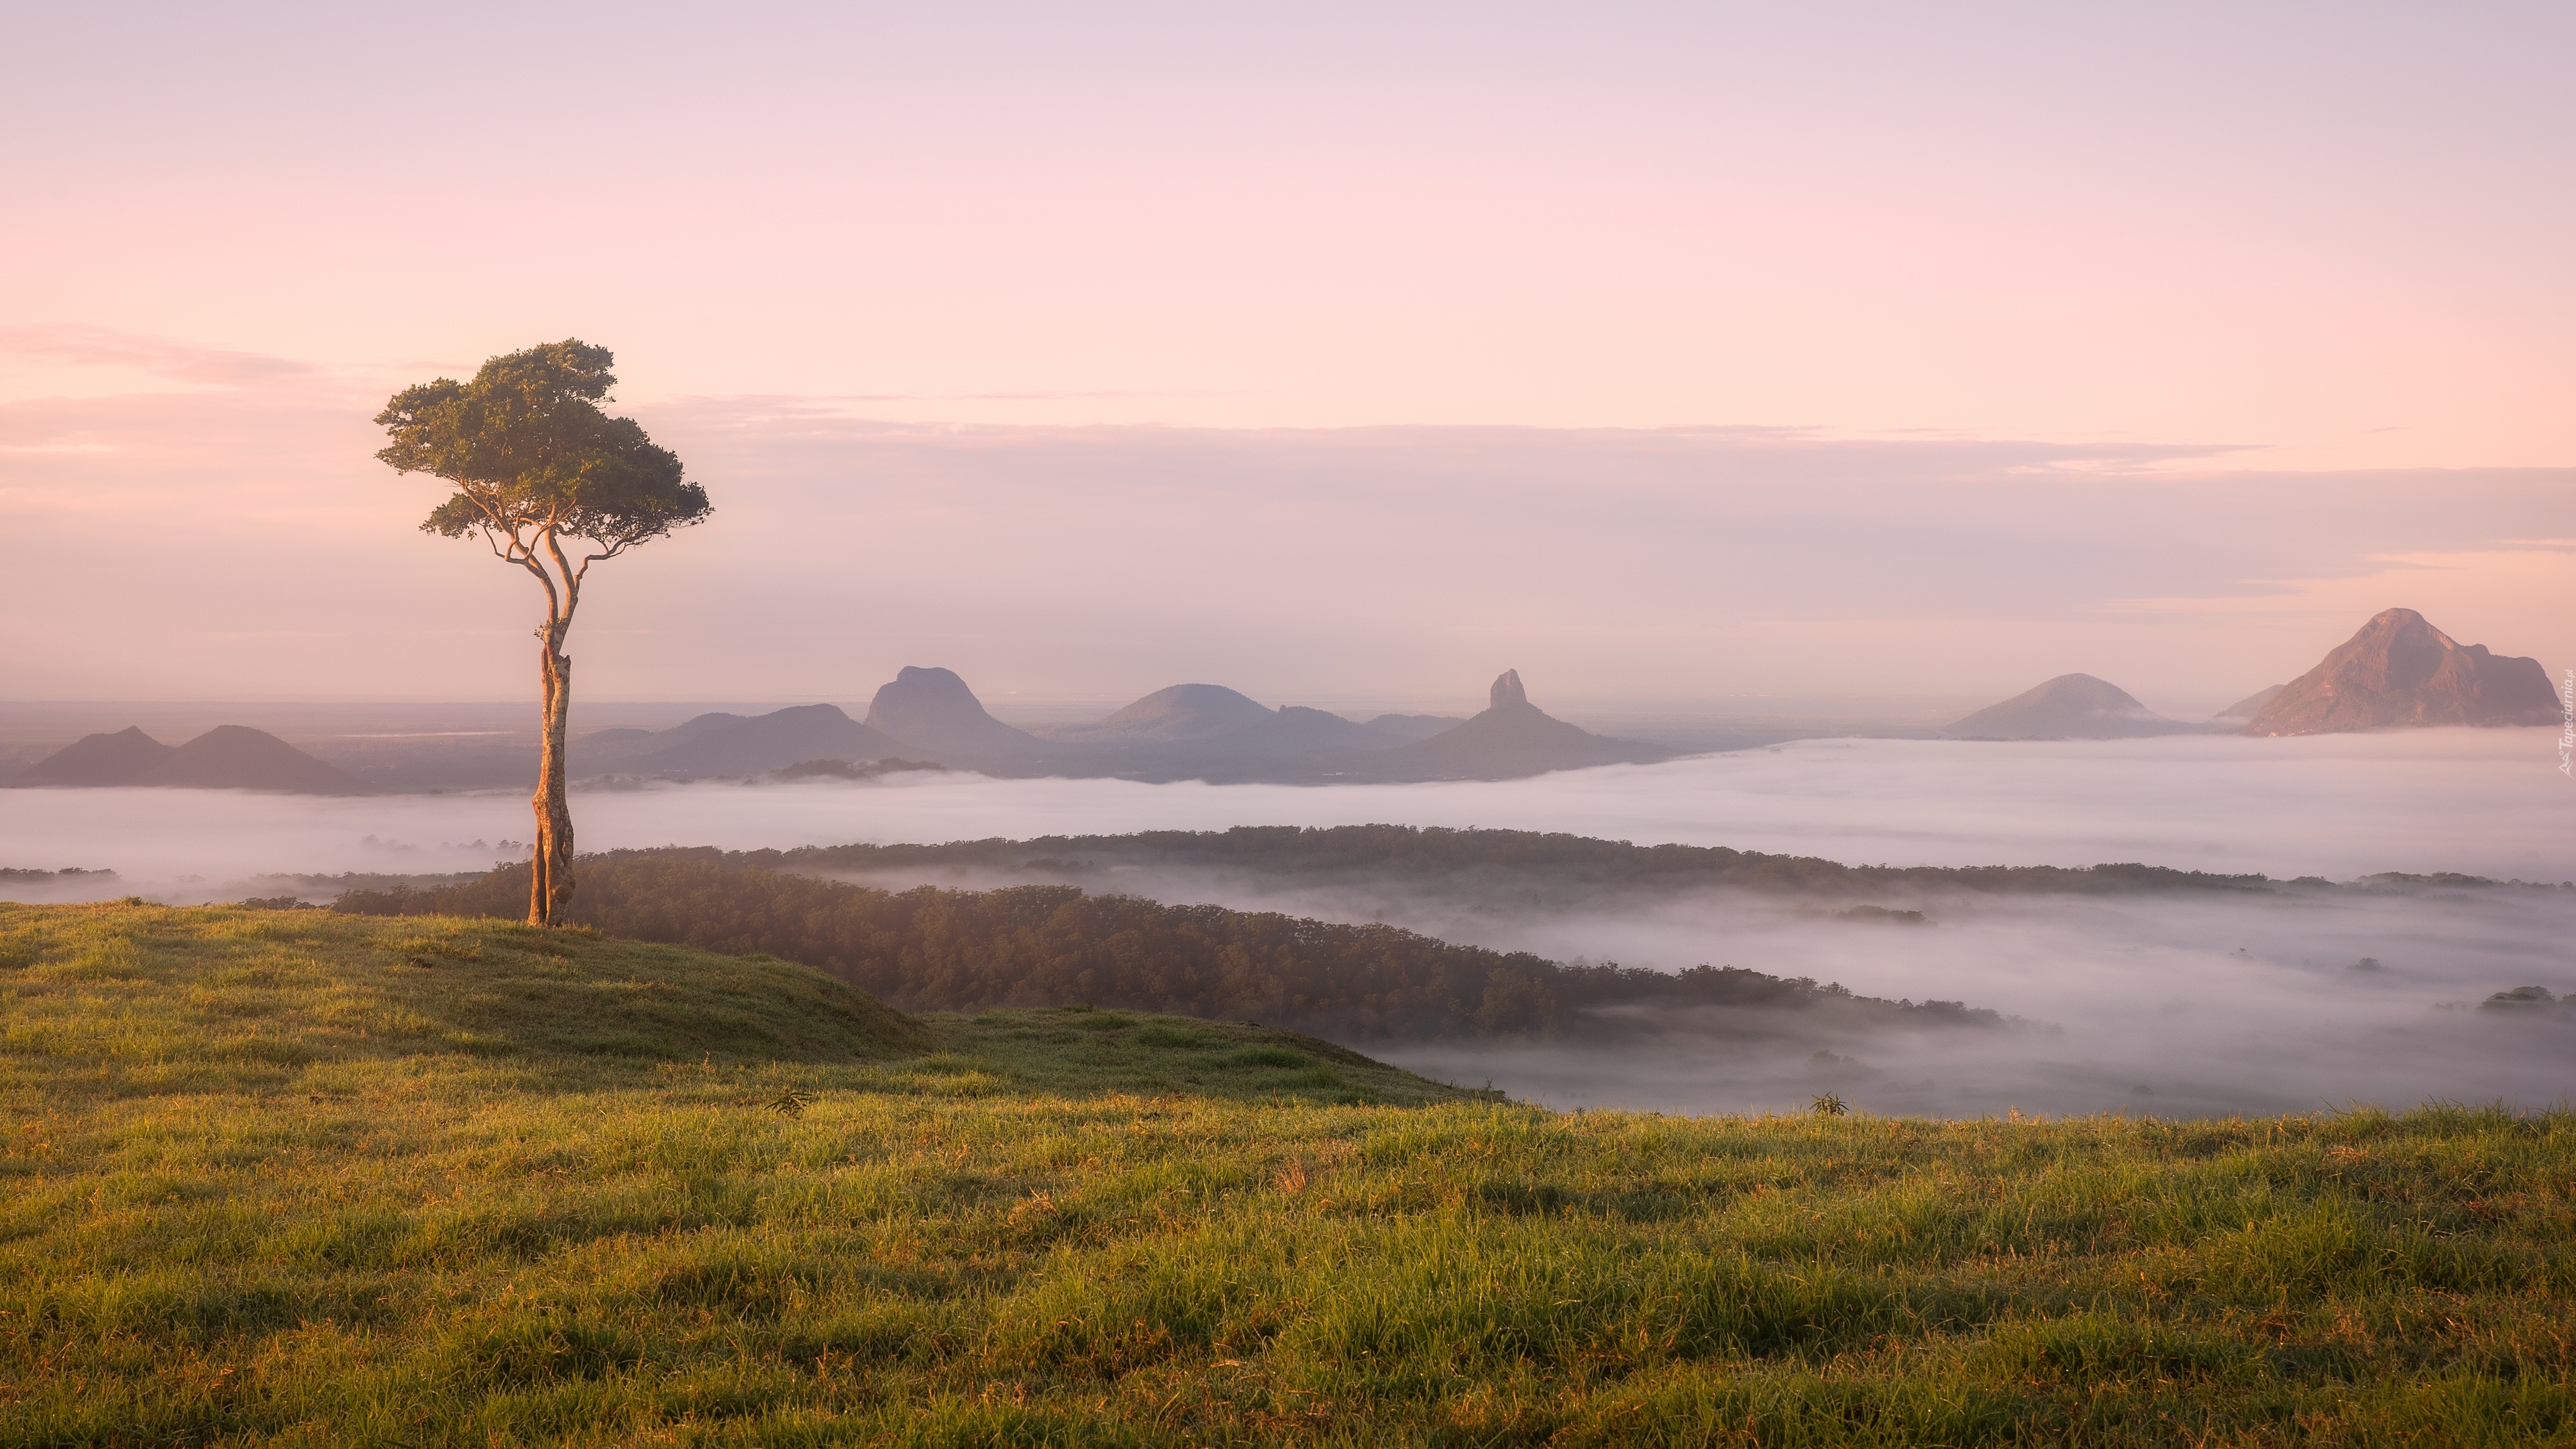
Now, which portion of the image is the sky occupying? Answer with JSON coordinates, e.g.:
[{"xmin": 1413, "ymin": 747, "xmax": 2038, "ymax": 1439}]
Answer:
[{"xmin": 4, "ymin": 2, "xmax": 2571, "ymax": 710}]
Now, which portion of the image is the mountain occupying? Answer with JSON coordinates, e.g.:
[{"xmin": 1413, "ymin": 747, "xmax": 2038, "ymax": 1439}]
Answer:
[
  {"xmin": 2243, "ymin": 608, "xmax": 2559, "ymax": 736},
  {"xmin": 613, "ymin": 705, "xmax": 914, "ymax": 776},
  {"xmin": 1366, "ymin": 713, "xmax": 1466, "ymax": 741},
  {"xmin": 1943, "ymin": 674, "xmax": 2203, "ymax": 739},
  {"xmin": 1356, "ymin": 671, "xmax": 1668, "ymax": 780},
  {"xmin": 145, "ymin": 727, "xmax": 362, "ymax": 792},
  {"xmin": 578, "ymin": 711, "xmax": 749, "ymax": 769},
  {"xmin": 1216, "ymin": 705, "xmax": 1404, "ymax": 753},
  {"xmin": 1040, "ymin": 684, "xmax": 1280, "ymax": 743},
  {"xmin": 862, "ymin": 667, "xmax": 1042, "ymax": 755},
  {"xmin": 132, "ymin": 726, "xmax": 363, "ymax": 792},
  {"xmin": 2213, "ymin": 684, "xmax": 2286, "ymax": 724},
  {"xmin": 9, "ymin": 727, "xmax": 176, "ymax": 786},
  {"xmin": 10, "ymin": 724, "xmax": 360, "ymax": 792}
]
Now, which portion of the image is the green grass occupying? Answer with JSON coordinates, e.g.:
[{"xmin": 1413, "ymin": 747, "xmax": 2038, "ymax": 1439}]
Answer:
[{"xmin": 1, "ymin": 902, "xmax": 2571, "ymax": 1446}]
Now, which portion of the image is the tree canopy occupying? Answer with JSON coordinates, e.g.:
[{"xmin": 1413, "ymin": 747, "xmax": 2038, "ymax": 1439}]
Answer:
[{"xmin": 374, "ymin": 339, "xmax": 710, "ymax": 556}]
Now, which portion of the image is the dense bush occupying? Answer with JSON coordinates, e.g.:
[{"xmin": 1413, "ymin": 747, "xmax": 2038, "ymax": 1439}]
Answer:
[{"xmin": 334, "ymin": 849, "xmax": 1998, "ymax": 1039}]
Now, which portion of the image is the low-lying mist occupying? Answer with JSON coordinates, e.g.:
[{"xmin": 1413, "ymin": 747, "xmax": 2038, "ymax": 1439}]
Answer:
[
  {"xmin": 5, "ymin": 729, "xmax": 2567, "ymax": 1118},
  {"xmin": 1242, "ymin": 879, "xmax": 2575, "ymax": 1120},
  {"xmin": 800, "ymin": 839, "xmax": 2575, "ymax": 1119},
  {"xmin": 4, "ymin": 729, "xmax": 2566, "ymax": 884}
]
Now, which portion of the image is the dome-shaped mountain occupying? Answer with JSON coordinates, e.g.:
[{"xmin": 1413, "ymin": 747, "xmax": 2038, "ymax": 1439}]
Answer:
[
  {"xmin": 8, "ymin": 726, "xmax": 177, "ymax": 786},
  {"xmin": 1049, "ymin": 684, "xmax": 1281, "ymax": 742},
  {"xmin": 863, "ymin": 667, "xmax": 1040, "ymax": 755},
  {"xmin": 1943, "ymin": 674, "xmax": 2200, "ymax": 739},
  {"xmin": 2244, "ymin": 608, "xmax": 2559, "ymax": 736}
]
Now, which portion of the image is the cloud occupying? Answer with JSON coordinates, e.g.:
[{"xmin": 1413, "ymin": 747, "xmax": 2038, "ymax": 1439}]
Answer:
[
  {"xmin": 2110, "ymin": 547, "xmax": 2576, "ymax": 659},
  {"xmin": 0, "ymin": 323, "xmax": 318, "ymax": 388},
  {"xmin": 4, "ymin": 350, "xmax": 2570, "ymax": 703}
]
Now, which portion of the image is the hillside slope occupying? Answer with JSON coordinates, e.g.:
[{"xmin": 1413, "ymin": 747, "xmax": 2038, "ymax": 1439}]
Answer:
[{"xmin": 2, "ymin": 904, "xmax": 2568, "ymax": 1447}]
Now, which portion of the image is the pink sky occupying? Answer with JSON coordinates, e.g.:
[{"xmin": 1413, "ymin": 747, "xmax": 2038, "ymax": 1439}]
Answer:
[{"xmin": 3, "ymin": 3, "xmax": 2571, "ymax": 707}]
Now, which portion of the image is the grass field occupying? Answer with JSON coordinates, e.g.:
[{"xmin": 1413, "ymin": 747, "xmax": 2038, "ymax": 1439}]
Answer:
[{"xmin": 1, "ymin": 900, "xmax": 2571, "ymax": 1446}]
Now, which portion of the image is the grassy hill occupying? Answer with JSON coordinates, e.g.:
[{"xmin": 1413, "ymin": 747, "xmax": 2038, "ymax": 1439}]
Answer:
[{"xmin": 1, "ymin": 902, "xmax": 2570, "ymax": 1446}]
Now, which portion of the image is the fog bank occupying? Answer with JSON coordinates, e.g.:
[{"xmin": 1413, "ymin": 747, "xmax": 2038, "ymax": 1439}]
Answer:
[
  {"xmin": 1367, "ymin": 887, "xmax": 2576, "ymax": 1120},
  {"xmin": 7, "ymin": 729, "xmax": 2567, "ymax": 1118},
  {"xmin": 3, "ymin": 729, "xmax": 2567, "ymax": 889}
]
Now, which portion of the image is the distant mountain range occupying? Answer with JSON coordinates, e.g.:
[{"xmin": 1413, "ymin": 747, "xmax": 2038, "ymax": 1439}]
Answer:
[
  {"xmin": 12, "ymin": 607, "xmax": 2554, "ymax": 793},
  {"xmin": 0, "ymin": 670, "xmax": 1618, "ymax": 792},
  {"xmin": 7, "ymin": 725, "xmax": 361, "ymax": 792},
  {"xmin": 576, "ymin": 666, "xmax": 1657, "ymax": 785}
]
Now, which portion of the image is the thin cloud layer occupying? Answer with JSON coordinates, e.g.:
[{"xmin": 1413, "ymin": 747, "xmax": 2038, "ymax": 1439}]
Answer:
[
  {"xmin": 0, "ymin": 323, "xmax": 319, "ymax": 388},
  {"xmin": 4, "ymin": 337, "xmax": 2569, "ymax": 704}
]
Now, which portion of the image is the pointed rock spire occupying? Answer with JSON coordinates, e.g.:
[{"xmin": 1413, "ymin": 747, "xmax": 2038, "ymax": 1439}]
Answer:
[{"xmin": 1490, "ymin": 669, "xmax": 1528, "ymax": 709}]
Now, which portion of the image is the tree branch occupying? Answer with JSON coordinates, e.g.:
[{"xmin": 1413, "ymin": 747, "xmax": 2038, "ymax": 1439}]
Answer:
[
  {"xmin": 572, "ymin": 536, "xmax": 635, "ymax": 588},
  {"xmin": 543, "ymin": 507, "xmax": 580, "ymax": 633}
]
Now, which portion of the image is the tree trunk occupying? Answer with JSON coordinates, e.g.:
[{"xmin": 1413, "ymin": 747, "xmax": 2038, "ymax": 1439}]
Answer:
[{"xmin": 529, "ymin": 637, "xmax": 576, "ymax": 926}]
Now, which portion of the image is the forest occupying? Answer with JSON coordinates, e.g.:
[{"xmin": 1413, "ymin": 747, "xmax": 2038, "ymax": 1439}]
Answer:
[{"xmin": 330, "ymin": 847, "xmax": 2006, "ymax": 1039}]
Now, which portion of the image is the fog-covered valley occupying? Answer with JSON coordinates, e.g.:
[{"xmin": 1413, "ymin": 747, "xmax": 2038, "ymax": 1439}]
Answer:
[
  {"xmin": 5, "ymin": 727, "xmax": 2569, "ymax": 1118},
  {"xmin": 5, "ymin": 728, "xmax": 2564, "ymax": 883}
]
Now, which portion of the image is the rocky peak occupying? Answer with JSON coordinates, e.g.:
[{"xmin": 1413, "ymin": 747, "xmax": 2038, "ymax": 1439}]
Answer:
[
  {"xmin": 864, "ymin": 666, "xmax": 1035, "ymax": 751},
  {"xmin": 2243, "ymin": 608, "xmax": 2557, "ymax": 735},
  {"xmin": 1490, "ymin": 669, "xmax": 1529, "ymax": 710}
]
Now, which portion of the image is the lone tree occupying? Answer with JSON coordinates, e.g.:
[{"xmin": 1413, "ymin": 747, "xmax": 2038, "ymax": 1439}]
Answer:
[{"xmin": 374, "ymin": 341, "xmax": 711, "ymax": 926}]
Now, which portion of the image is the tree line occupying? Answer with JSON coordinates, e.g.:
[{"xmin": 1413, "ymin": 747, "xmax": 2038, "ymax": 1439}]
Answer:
[
  {"xmin": 331, "ymin": 848, "xmax": 2004, "ymax": 1039},
  {"xmin": 752, "ymin": 824, "xmax": 2285, "ymax": 895}
]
